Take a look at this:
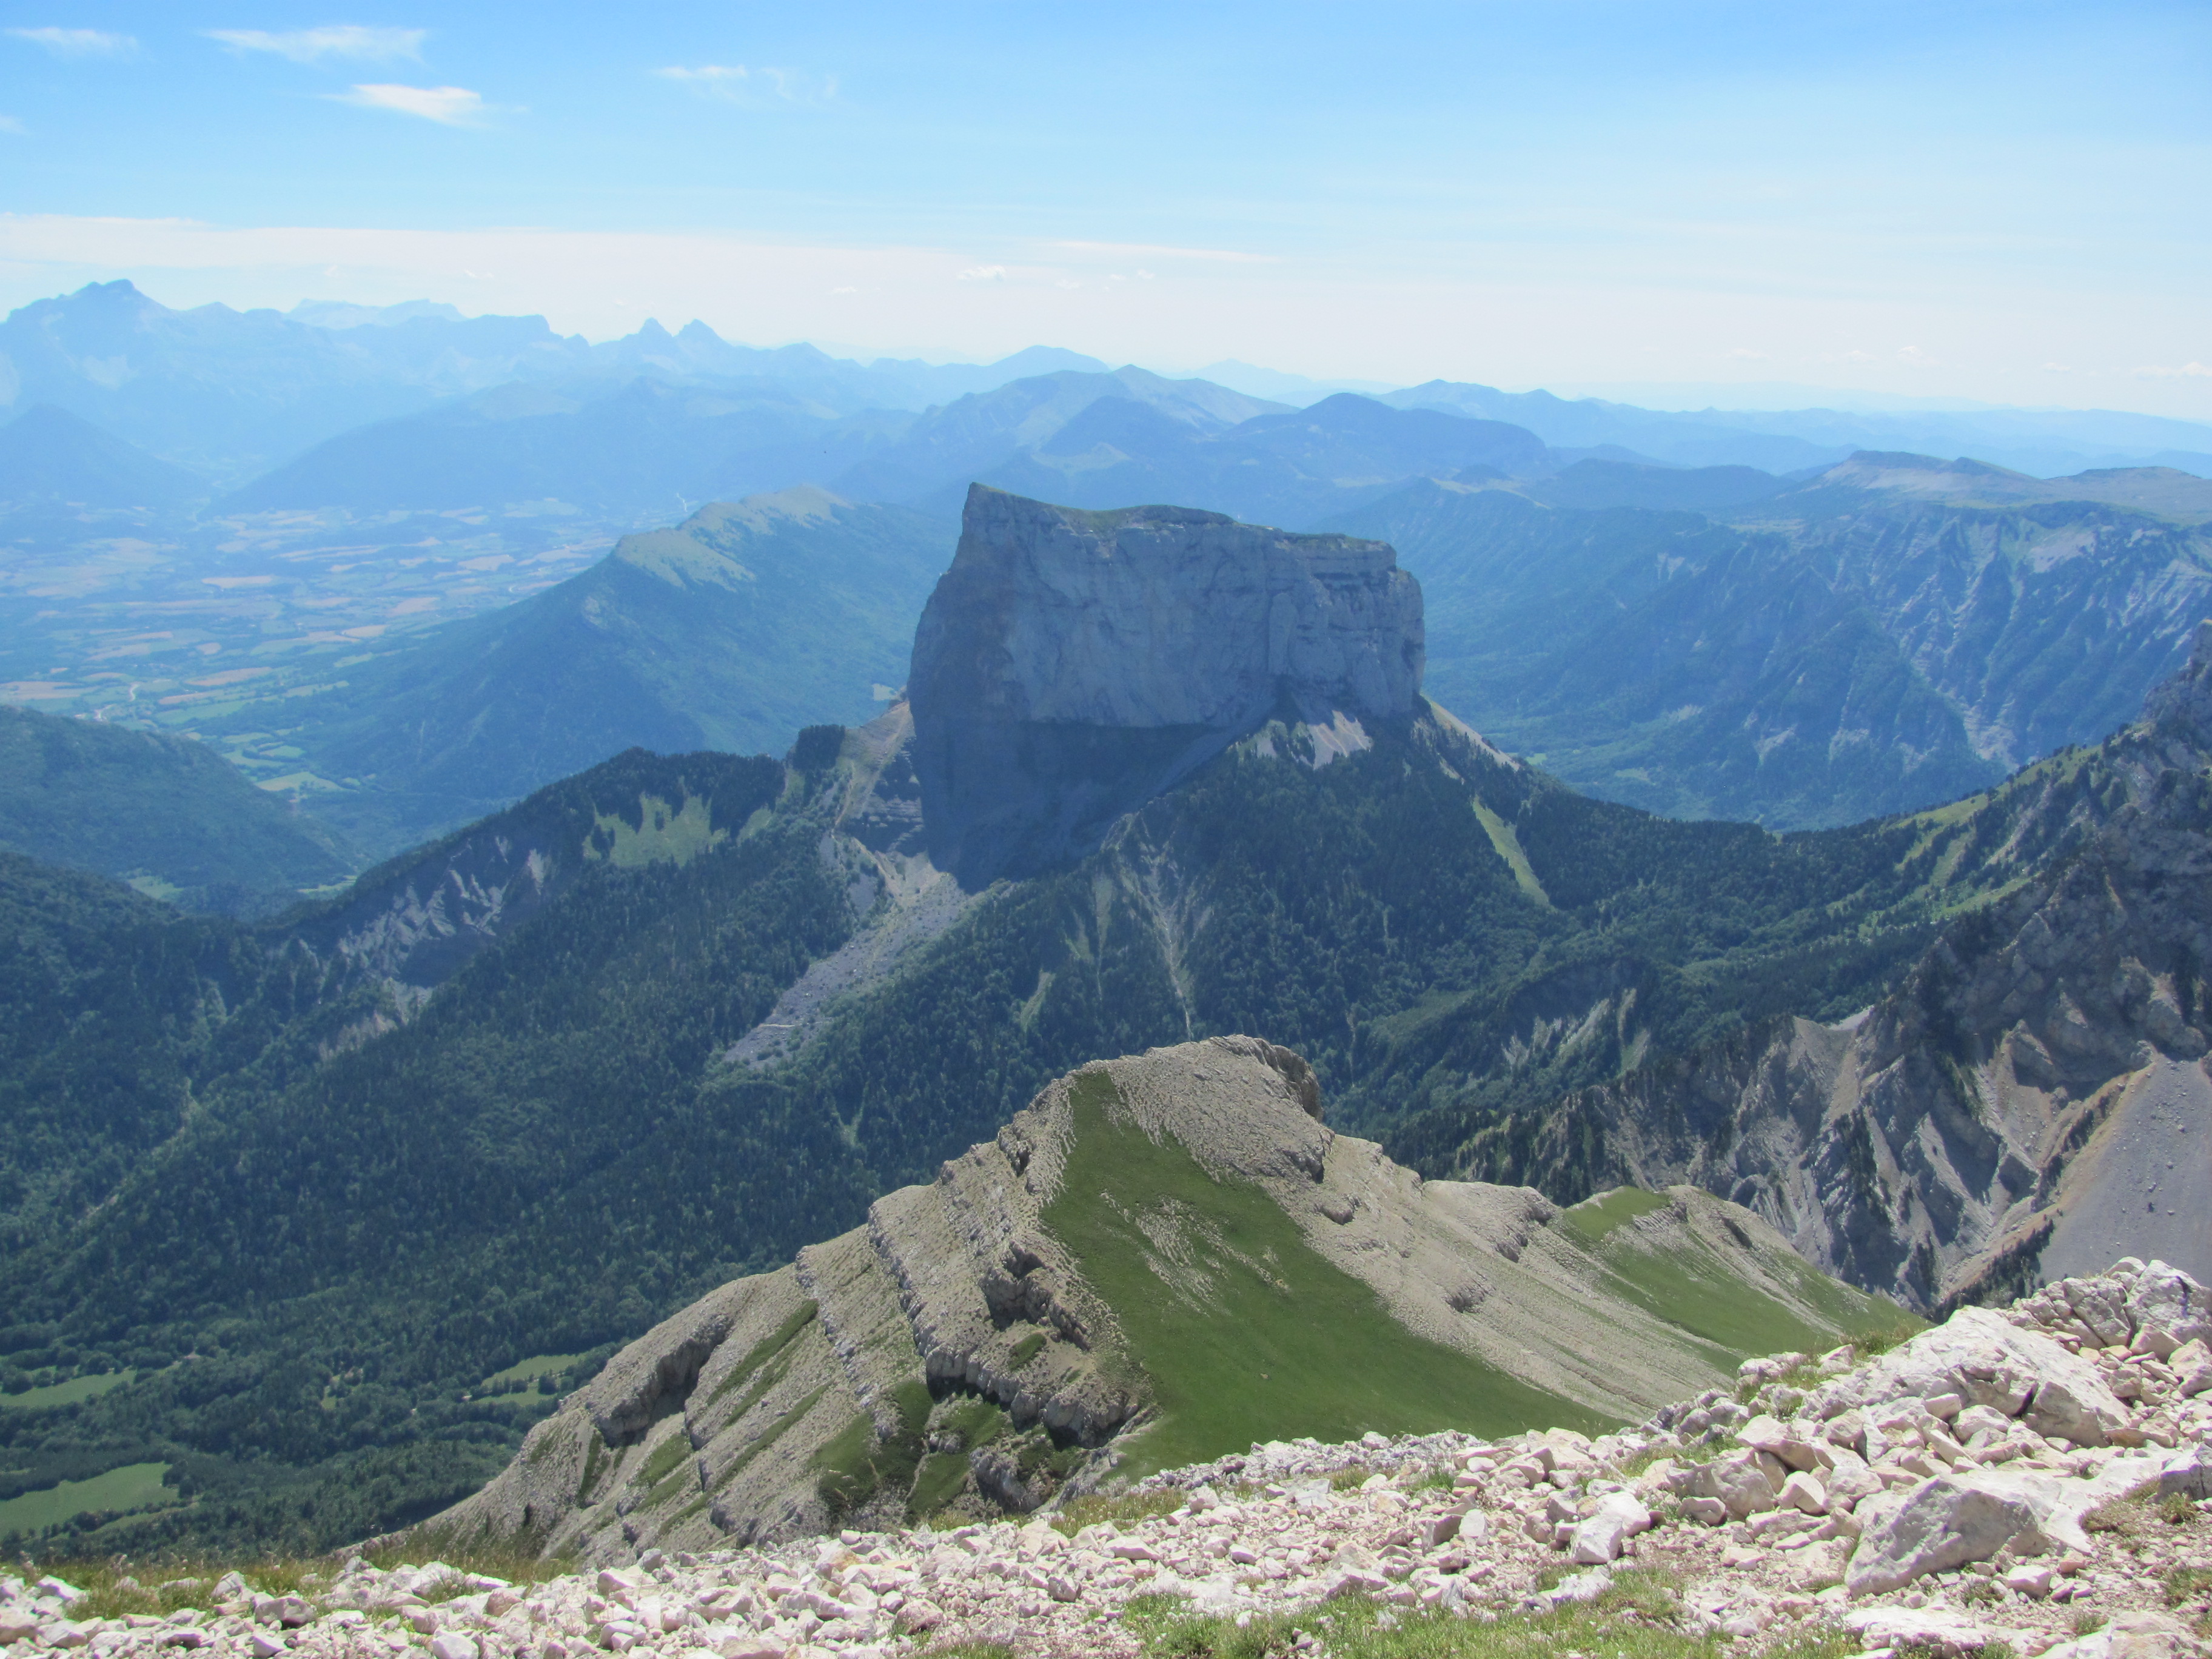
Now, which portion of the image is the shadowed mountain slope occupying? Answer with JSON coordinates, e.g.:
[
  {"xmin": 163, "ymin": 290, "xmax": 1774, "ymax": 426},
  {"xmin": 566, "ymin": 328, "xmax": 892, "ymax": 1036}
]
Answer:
[
  {"xmin": 1332, "ymin": 456, "xmax": 2212, "ymax": 827},
  {"xmin": 908, "ymin": 486, "xmax": 1421, "ymax": 884},
  {"xmin": 237, "ymin": 489, "xmax": 953, "ymax": 853},
  {"xmin": 0, "ymin": 404, "xmax": 206, "ymax": 508},
  {"xmin": 0, "ymin": 703, "xmax": 352, "ymax": 910}
]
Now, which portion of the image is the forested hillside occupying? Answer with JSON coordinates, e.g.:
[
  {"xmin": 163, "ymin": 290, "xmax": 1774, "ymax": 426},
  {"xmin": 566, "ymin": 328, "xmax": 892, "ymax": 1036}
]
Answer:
[
  {"xmin": 0, "ymin": 704, "xmax": 354, "ymax": 911},
  {"xmin": 0, "ymin": 686, "xmax": 2083, "ymax": 1557}
]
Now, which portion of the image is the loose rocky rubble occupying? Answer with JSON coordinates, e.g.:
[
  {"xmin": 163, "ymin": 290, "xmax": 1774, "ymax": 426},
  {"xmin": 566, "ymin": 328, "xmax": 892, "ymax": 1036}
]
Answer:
[{"xmin": 7, "ymin": 1259, "xmax": 2210, "ymax": 1659}]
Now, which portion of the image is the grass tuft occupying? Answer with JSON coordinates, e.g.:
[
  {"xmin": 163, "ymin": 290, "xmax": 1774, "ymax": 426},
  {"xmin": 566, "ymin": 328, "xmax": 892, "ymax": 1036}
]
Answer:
[
  {"xmin": 1052, "ymin": 1489, "xmax": 1185, "ymax": 1537},
  {"xmin": 1121, "ymin": 1574, "xmax": 1848, "ymax": 1659}
]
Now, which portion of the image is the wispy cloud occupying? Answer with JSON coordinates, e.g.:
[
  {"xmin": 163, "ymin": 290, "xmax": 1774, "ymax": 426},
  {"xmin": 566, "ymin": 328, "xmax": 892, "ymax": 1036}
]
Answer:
[
  {"xmin": 7, "ymin": 27, "xmax": 136, "ymax": 58},
  {"xmin": 0, "ymin": 115, "xmax": 22, "ymax": 134},
  {"xmin": 207, "ymin": 26, "xmax": 425, "ymax": 64},
  {"xmin": 1045, "ymin": 239, "xmax": 1274, "ymax": 264},
  {"xmin": 656, "ymin": 64, "xmax": 836, "ymax": 106},
  {"xmin": 330, "ymin": 83, "xmax": 486, "ymax": 125},
  {"xmin": 957, "ymin": 265, "xmax": 1007, "ymax": 283},
  {"xmin": 1724, "ymin": 347, "xmax": 1769, "ymax": 361},
  {"xmin": 659, "ymin": 64, "xmax": 743, "ymax": 89},
  {"xmin": 2135, "ymin": 362, "xmax": 2212, "ymax": 380}
]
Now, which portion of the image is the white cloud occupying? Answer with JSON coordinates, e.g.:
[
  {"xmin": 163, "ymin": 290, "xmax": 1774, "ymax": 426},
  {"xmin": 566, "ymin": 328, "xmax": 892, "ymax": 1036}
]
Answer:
[
  {"xmin": 1832, "ymin": 349, "xmax": 1873, "ymax": 364},
  {"xmin": 7, "ymin": 27, "xmax": 136, "ymax": 58},
  {"xmin": 206, "ymin": 26, "xmax": 426, "ymax": 64},
  {"xmin": 2134, "ymin": 362, "xmax": 2212, "ymax": 380},
  {"xmin": 659, "ymin": 64, "xmax": 745, "ymax": 89},
  {"xmin": 657, "ymin": 64, "xmax": 834, "ymax": 104},
  {"xmin": 1724, "ymin": 347, "xmax": 1769, "ymax": 361},
  {"xmin": 0, "ymin": 116, "xmax": 22, "ymax": 134},
  {"xmin": 957, "ymin": 265, "xmax": 1006, "ymax": 283},
  {"xmin": 830, "ymin": 284, "xmax": 857, "ymax": 294},
  {"xmin": 331, "ymin": 84, "xmax": 487, "ymax": 125},
  {"xmin": 2042, "ymin": 362, "xmax": 2071, "ymax": 373}
]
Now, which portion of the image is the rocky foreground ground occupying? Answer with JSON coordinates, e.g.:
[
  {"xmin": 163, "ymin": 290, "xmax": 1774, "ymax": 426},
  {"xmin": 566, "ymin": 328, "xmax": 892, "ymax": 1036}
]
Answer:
[{"xmin": 7, "ymin": 1259, "xmax": 2212, "ymax": 1659}]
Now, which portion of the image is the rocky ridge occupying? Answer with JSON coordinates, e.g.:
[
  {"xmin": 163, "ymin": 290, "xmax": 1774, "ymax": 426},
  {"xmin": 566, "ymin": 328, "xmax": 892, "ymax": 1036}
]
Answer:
[
  {"xmin": 7, "ymin": 1260, "xmax": 2210, "ymax": 1659},
  {"xmin": 426, "ymin": 1037, "xmax": 1883, "ymax": 1561},
  {"xmin": 1447, "ymin": 620, "xmax": 2212, "ymax": 1307},
  {"xmin": 908, "ymin": 485, "xmax": 1424, "ymax": 883}
]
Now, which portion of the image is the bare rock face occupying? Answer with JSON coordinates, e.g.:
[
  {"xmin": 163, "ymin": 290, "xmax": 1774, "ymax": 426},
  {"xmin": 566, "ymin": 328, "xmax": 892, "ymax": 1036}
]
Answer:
[{"xmin": 909, "ymin": 485, "xmax": 1424, "ymax": 883}]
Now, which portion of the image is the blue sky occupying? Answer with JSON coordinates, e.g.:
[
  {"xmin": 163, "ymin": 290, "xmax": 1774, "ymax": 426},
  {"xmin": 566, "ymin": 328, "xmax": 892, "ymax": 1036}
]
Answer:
[{"xmin": 2, "ymin": 1, "xmax": 2207, "ymax": 413}]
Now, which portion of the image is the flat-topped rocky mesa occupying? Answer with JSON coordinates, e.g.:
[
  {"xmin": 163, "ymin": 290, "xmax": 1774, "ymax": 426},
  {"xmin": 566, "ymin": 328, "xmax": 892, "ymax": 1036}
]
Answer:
[
  {"xmin": 431, "ymin": 1036, "xmax": 1896, "ymax": 1562},
  {"xmin": 909, "ymin": 484, "xmax": 1424, "ymax": 884}
]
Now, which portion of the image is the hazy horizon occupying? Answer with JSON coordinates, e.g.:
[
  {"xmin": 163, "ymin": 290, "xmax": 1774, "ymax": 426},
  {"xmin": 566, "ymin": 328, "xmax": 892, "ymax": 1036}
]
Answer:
[
  {"xmin": 14, "ymin": 276, "xmax": 2212, "ymax": 437},
  {"xmin": 2, "ymin": 1, "xmax": 2205, "ymax": 421}
]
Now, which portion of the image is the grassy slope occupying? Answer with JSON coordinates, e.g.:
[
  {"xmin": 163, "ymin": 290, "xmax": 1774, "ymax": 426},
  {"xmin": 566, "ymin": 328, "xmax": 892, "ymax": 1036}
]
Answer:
[
  {"xmin": 1558, "ymin": 1188, "xmax": 1911, "ymax": 1359},
  {"xmin": 1045, "ymin": 1071, "xmax": 1611, "ymax": 1478}
]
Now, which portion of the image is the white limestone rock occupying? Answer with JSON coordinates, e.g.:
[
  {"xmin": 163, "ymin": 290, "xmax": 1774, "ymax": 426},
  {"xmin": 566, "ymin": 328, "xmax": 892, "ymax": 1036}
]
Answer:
[
  {"xmin": 1566, "ymin": 1492, "xmax": 1651, "ymax": 1564},
  {"xmin": 1812, "ymin": 1307, "xmax": 2128, "ymax": 1446},
  {"xmin": 1845, "ymin": 1474, "xmax": 2041, "ymax": 1594}
]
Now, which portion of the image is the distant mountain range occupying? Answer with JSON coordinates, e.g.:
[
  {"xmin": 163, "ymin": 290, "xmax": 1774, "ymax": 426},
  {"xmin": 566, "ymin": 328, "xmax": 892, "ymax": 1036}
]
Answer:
[
  {"xmin": 225, "ymin": 366, "xmax": 1287, "ymax": 520},
  {"xmin": 0, "ymin": 283, "xmax": 1122, "ymax": 486},
  {"xmin": 1384, "ymin": 381, "xmax": 2212, "ymax": 480},
  {"xmin": 7, "ymin": 276, "xmax": 2212, "ymax": 851},
  {"xmin": 5, "ymin": 280, "xmax": 2210, "ymax": 493}
]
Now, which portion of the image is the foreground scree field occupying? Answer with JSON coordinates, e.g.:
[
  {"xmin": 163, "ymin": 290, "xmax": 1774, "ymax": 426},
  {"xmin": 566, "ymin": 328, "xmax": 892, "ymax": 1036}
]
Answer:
[{"xmin": 4, "ymin": 1256, "xmax": 2210, "ymax": 1659}]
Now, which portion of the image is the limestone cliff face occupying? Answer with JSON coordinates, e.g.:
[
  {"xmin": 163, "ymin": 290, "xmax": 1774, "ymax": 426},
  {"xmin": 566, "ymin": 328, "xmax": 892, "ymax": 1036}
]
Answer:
[{"xmin": 909, "ymin": 486, "xmax": 1424, "ymax": 883}]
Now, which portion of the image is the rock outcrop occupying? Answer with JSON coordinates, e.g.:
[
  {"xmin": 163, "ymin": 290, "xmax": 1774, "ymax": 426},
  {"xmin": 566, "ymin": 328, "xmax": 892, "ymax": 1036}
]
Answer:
[
  {"xmin": 908, "ymin": 485, "xmax": 1424, "ymax": 883},
  {"xmin": 431, "ymin": 1036, "xmax": 1881, "ymax": 1562}
]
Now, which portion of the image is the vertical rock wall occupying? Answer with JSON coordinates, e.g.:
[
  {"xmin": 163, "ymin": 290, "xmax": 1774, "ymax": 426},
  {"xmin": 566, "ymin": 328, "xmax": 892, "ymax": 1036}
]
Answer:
[{"xmin": 908, "ymin": 485, "xmax": 1425, "ymax": 883}]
